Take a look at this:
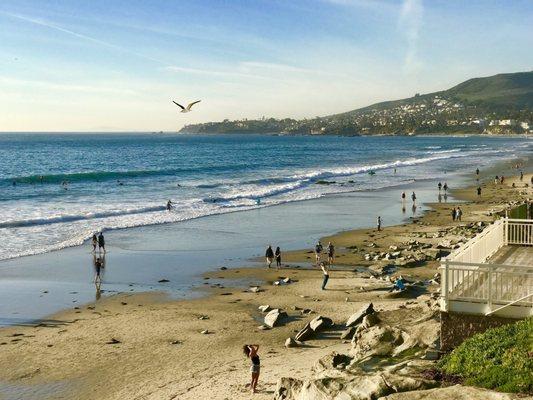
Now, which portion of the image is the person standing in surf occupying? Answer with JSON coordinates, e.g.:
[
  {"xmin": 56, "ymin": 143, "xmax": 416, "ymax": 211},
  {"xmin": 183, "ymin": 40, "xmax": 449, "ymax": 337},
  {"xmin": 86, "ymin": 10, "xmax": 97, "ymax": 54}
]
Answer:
[
  {"xmin": 98, "ymin": 232, "xmax": 106, "ymax": 253},
  {"xmin": 265, "ymin": 245, "xmax": 274, "ymax": 269},
  {"xmin": 438, "ymin": 182, "xmax": 442, "ymax": 192},
  {"xmin": 91, "ymin": 234, "xmax": 98, "ymax": 252},
  {"xmin": 411, "ymin": 192, "xmax": 417, "ymax": 204}
]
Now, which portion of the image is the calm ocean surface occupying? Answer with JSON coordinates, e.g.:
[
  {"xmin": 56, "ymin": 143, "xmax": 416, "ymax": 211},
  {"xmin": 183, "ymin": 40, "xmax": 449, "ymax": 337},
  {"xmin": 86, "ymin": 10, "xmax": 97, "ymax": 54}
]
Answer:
[{"xmin": 0, "ymin": 133, "xmax": 531, "ymax": 262}]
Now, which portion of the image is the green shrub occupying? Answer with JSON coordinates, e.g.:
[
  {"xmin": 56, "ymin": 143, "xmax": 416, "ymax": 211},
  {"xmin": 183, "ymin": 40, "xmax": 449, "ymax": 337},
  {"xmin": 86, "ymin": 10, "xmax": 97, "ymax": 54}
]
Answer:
[{"xmin": 438, "ymin": 318, "xmax": 533, "ymax": 393}]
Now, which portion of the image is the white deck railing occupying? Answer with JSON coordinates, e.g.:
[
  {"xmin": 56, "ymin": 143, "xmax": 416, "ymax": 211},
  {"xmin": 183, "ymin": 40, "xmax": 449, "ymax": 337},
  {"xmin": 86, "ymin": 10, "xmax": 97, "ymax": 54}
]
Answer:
[
  {"xmin": 441, "ymin": 218, "xmax": 533, "ymax": 318},
  {"xmin": 506, "ymin": 218, "xmax": 533, "ymax": 246}
]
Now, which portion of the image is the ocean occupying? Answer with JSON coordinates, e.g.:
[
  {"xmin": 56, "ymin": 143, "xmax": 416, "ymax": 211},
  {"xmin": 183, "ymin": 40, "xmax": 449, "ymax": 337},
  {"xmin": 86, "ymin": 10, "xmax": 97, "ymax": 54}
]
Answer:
[{"xmin": 0, "ymin": 133, "xmax": 531, "ymax": 262}]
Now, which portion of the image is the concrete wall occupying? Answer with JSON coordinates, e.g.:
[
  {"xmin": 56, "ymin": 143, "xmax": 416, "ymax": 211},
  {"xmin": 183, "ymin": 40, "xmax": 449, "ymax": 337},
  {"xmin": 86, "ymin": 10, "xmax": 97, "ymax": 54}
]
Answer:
[{"xmin": 440, "ymin": 311, "xmax": 519, "ymax": 352}]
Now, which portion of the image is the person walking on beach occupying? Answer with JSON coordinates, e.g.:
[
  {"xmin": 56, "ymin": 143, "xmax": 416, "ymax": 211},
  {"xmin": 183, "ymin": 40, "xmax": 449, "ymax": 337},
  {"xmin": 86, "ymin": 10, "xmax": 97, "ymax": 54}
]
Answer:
[
  {"xmin": 265, "ymin": 245, "xmax": 274, "ymax": 269},
  {"xmin": 93, "ymin": 254, "xmax": 105, "ymax": 284},
  {"xmin": 456, "ymin": 207, "xmax": 463, "ymax": 222},
  {"xmin": 275, "ymin": 246, "xmax": 282, "ymax": 269},
  {"xmin": 91, "ymin": 234, "xmax": 98, "ymax": 252},
  {"xmin": 376, "ymin": 216, "xmax": 382, "ymax": 231},
  {"xmin": 477, "ymin": 186, "xmax": 482, "ymax": 198},
  {"xmin": 411, "ymin": 191, "xmax": 416, "ymax": 204},
  {"xmin": 443, "ymin": 182, "xmax": 448, "ymax": 193},
  {"xmin": 326, "ymin": 242, "xmax": 335, "ymax": 265},
  {"xmin": 98, "ymin": 232, "xmax": 106, "ymax": 253},
  {"xmin": 451, "ymin": 207, "xmax": 456, "ymax": 221},
  {"xmin": 243, "ymin": 344, "xmax": 260, "ymax": 394},
  {"xmin": 315, "ymin": 241, "xmax": 323, "ymax": 264},
  {"xmin": 320, "ymin": 262, "xmax": 330, "ymax": 290},
  {"xmin": 520, "ymin": 171, "xmax": 524, "ymax": 181},
  {"xmin": 438, "ymin": 182, "xmax": 442, "ymax": 192}
]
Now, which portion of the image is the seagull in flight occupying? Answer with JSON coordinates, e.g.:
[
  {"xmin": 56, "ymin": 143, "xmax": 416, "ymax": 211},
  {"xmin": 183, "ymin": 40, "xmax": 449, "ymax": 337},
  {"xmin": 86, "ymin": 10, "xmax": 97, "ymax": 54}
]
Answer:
[{"xmin": 173, "ymin": 100, "xmax": 201, "ymax": 113}]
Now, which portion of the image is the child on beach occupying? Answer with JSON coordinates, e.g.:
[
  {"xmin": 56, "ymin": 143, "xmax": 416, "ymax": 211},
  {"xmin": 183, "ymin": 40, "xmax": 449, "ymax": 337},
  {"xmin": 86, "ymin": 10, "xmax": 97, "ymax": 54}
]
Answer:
[
  {"xmin": 265, "ymin": 245, "xmax": 274, "ymax": 269},
  {"xmin": 320, "ymin": 262, "xmax": 329, "ymax": 290},
  {"xmin": 243, "ymin": 344, "xmax": 260, "ymax": 394}
]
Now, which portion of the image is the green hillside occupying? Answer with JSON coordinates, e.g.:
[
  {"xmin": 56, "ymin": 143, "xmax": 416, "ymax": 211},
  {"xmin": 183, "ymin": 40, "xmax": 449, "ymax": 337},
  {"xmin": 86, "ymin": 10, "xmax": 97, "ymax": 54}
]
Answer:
[{"xmin": 181, "ymin": 71, "xmax": 533, "ymax": 135}]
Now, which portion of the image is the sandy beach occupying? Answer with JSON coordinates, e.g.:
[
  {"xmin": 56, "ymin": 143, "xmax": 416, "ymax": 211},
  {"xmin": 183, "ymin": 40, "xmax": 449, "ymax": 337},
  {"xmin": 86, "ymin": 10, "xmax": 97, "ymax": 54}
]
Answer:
[{"xmin": 0, "ymin": 161, "xmax": 531, "ymax": 400}]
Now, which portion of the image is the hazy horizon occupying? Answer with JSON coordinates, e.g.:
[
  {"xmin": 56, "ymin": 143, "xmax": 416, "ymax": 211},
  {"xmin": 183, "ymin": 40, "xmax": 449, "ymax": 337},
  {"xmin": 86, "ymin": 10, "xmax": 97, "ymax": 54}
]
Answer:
[{"xmin": 1, "ymin": 0, "xmax": 532, "ymax": 132}]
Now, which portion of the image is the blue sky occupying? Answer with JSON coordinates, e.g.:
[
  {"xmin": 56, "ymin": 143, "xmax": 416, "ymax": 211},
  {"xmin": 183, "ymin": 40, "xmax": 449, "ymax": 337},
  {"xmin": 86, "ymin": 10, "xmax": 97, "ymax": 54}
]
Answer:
[{"xmin": 0, "ymin": 0, "xmax": 531, "ymax": 131}]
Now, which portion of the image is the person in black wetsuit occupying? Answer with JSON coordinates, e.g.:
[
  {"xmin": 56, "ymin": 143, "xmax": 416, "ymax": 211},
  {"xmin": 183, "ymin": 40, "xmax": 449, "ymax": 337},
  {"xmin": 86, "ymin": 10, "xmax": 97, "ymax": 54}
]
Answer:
[
  {"xmin": 243, "ymin": 344, "xmax": 260, "ymax": 393},
  {"xmin": 275, "ymin": 246, "xmax": 281, "ymax": 269},
  {"xmin": 265, "ymin": 245, "xmax": 274, "ymax": 269}
]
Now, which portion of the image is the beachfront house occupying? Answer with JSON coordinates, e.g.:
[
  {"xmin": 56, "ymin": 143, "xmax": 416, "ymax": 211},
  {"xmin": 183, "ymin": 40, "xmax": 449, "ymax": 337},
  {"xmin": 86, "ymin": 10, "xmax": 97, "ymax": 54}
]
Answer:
[{"xmin": 439, "ymin": 217, "xmax": 533, "ymax": 350}]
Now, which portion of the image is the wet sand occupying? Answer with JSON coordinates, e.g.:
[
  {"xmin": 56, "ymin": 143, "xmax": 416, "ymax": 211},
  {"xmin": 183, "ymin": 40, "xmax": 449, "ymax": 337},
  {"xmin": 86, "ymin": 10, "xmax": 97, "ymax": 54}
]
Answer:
[{"xmin": 0, "ymin": 162, "xmax": 530, "ymax": 400}]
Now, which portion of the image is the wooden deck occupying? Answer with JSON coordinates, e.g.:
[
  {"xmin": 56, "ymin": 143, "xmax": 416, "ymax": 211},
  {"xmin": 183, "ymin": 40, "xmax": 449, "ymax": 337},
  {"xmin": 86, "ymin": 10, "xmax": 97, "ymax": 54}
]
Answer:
[{"xmin": 489, "ymin": 245, "xmax": 533, "ymax": 266}]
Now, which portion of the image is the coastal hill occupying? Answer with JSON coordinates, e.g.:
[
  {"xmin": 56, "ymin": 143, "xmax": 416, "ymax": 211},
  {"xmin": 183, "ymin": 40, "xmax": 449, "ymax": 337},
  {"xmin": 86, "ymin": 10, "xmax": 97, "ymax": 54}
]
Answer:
[{"xmin": 180, "ymin": 71, "xmax": 533, "ymax": 135}]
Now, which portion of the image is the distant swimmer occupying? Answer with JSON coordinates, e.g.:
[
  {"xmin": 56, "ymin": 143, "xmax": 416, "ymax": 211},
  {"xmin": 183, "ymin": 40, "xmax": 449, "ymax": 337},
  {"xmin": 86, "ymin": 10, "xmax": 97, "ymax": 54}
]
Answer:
[
  {"xmin": 368, "ymin": 170, "xmax": 375, "ymax": 175},
  {"xmin": 394, "ymin": 168, "xmax": 397, "ymax": 174},
  {"xmin": 166, "ymin": 200, "xmax": 173, "ymax": 211},
  {"xmin": 438, "ymin": 182, "xmax": 442, "ymax": 192},
  {"xmin": 443, "ymin": 182, "xmax": 448, "ymax": 192},
  {"xmin": 401, "ymin": 191, "xmax": 406, "ymax": 202},
  {"xmin": 39, "ymin": 176, "xmax": 44, "ymax": 184},
  {"xmin": 172, "ymin": 100, "xmax": 201, "ymax": 113},
  {"xmin": 256, "ymin": 198, "xmax": 261, "ymax": 205},
  {"xmin": 12, "ymin": 181, "xmax": 16, "ymax": 186},
  {"xmin": 411, "ymin": 191, "xmax": 417, "ymax": 203}
]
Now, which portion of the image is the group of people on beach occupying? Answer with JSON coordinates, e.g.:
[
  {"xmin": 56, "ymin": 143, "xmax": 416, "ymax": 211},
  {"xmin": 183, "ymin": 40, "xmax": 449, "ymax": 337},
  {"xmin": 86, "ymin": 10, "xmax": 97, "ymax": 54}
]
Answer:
[{"xmin": 264, "ymin": 245, "xmax": 282, "ymax": 269}]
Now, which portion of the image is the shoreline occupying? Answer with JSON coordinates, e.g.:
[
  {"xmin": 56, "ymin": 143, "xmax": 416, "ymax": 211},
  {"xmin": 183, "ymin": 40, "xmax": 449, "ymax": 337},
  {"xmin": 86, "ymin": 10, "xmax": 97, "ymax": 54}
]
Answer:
[{"xmin": 0, "ymin": 158, "xmax": 531, "ymax": 399}]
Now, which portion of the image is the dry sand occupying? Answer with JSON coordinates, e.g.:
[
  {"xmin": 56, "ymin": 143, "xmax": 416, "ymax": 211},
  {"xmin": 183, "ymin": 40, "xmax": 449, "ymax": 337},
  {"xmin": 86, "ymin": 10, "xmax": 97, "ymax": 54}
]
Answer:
[{"xmin": 0, "ymin": 163, "xmax": 530, "ymax": 400}]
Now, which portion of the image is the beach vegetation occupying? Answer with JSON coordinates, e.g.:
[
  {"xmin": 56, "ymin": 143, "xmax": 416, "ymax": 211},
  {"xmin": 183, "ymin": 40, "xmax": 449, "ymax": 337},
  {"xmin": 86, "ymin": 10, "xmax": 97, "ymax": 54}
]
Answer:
[{"xmin": 438, "ymin": 318, "xmax": 533, "ymax": 394}]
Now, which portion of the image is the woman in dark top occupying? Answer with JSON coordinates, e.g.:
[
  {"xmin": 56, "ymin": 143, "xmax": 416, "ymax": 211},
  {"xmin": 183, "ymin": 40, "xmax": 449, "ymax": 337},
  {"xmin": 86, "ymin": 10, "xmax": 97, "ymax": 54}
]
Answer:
[
  {"xmin": 275, "ymin": 247, "xmax": 281, "ymax": 269},
  {"xmin": 243, "ymin": 344, "xmax": 260, "ymax": 393}
]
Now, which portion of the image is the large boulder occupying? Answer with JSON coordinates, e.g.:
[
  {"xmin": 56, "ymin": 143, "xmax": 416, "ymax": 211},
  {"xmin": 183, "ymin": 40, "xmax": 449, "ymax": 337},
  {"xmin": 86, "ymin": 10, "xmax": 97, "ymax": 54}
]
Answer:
[
  {"xmin": 351, "ymin": 325, "xmax": 408, "ymax": 360},
  {"xmin": 378, "ymin": 384, "xmax": 522, "ymax": 400},
  {"xmin": 274, "ymin": 371, "xmax": 436, "ymax": 400},
  {"xmin": 313, "ymin": 352, "xmax": 353, "ymax": 373},
  {"xmin": 264, "ymin": 309, "xmax": 288, "ymax": 328},
  {"xmin": 310, "ymin": 315, "xmax": 333, "ymax": 331},
  {"xmin": 295, "ymin": 316, "xmax": 333, "ymax": 342},
  {"xmin": 346, "ymin": 303, "xmax": 374, "ymax": 327}
]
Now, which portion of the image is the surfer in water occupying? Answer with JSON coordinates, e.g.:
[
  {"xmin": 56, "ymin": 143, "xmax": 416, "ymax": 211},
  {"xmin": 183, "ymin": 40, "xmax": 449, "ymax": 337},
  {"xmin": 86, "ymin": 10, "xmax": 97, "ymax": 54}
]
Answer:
[{"xmin": 166, "ymin": 200, "xmax": 173, "ymax": 211}]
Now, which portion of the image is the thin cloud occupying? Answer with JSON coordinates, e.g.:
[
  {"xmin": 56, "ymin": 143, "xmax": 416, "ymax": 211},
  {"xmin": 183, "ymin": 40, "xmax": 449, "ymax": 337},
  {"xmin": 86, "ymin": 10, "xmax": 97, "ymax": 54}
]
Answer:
[
  {"xmin": 323, "ymin": 0, "xmax": 397, "ymax": 13},
  {"xmin": 0, "ymin": 10, "xmax": 167, "ymax": 65},
  {"xmin": 398, "ymin": 0, "xmax": 424, "ymax": 73},
  {"xmin": 0, "ymin": 76, "xmax": 138, "ymax": 95}
]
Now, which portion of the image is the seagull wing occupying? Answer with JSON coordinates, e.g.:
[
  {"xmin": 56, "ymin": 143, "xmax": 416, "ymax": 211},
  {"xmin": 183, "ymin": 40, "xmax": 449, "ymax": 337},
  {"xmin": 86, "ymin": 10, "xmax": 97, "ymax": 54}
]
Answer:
[
  {"xmin": 172, "ymin": 101, "xmax": 185, "ymax": 110},
  {"xmin": 186, "ymin": 100, "xmax": 201, "ymax": 110}
]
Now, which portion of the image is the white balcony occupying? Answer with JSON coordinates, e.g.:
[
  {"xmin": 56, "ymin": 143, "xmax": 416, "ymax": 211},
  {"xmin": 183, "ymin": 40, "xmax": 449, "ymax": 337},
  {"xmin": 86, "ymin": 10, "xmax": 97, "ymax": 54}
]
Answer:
[{"xmin": 440, "ymin": 218, "xmax": 533, "ymax": 318}]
